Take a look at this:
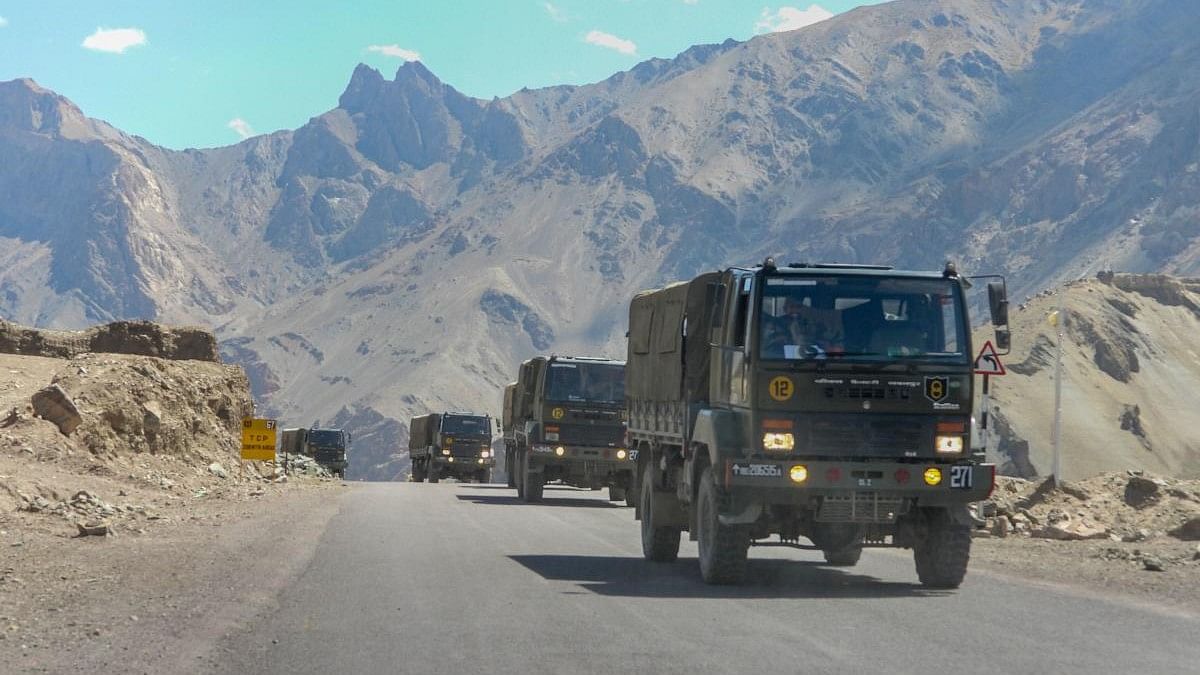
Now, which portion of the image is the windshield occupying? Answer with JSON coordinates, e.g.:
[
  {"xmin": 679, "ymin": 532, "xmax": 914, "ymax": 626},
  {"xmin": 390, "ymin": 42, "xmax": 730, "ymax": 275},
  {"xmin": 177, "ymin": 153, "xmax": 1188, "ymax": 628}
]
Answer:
[
  {"xmin": 308, "ymin": 429, "xmax": 344, "ymax": 447},
  {"xmin": 758, "ymin": 276, "xmax": 967, "ymax": 362},
  {"xmin": 441, "ymin": 415, "xmax": 490, "ymax": 435},
  {"xmin": 544, "ymin": 362, "xmax": 625, "ymax": 404}
]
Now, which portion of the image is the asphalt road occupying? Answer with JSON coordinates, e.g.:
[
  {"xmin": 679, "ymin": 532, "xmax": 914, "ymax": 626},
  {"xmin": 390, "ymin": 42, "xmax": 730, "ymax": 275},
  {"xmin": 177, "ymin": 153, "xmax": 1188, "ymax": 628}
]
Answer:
[{"xmin": 213, "ymin": 483, "xmax": 1200, "ymax": 675}]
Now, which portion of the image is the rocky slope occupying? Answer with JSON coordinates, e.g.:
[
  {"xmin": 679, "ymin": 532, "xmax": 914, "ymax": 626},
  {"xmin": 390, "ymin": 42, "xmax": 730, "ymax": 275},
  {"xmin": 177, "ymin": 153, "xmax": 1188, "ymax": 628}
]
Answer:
[
  {"xmin": 3, "ymin": 0, "xmax": 1200, "ymax": 478},
  {"xmin": 983, "ymin": 274, "xmax": 1200, "ymax": 480}
]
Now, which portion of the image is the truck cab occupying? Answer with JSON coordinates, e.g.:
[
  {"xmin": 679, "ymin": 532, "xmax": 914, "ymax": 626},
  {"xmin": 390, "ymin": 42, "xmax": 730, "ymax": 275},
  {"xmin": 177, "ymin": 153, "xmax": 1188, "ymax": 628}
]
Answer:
[{"xmin": 306, "ymin": 427, "xmax": 350, "ymax": 478}]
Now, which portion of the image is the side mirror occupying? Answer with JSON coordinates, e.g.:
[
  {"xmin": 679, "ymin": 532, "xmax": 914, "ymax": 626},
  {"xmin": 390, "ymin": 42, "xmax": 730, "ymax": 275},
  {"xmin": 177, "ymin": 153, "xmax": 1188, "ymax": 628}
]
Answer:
[
  {"xmin": 995, "ymin": 328, "xmax": 1011, "ymax": 351},
  {"xmin": 987, "ymin": 281, "xmax": 1009, "ymax": 327}
]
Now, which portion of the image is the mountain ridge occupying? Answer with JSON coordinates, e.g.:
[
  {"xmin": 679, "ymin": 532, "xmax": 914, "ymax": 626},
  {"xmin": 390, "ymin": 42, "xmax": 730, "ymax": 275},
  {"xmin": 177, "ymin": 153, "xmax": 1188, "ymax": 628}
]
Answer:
[{"xmin": 2, "ymin": 0, "xmax": 1199, "ymax": 478}]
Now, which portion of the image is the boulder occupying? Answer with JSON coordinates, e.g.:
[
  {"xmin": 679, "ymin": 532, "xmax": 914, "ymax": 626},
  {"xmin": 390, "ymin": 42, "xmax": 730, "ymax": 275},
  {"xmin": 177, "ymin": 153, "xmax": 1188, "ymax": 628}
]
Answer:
[
  {"xmin": 1168, "ymin": 517, "xmax": 1200, "ymax": 541},
  {"xmin": 1124, "ymin": 475, "xmax": 1162, "ymax": 508},
  {"xmin": 208, "ymin": 462, "xmax": 228, "ymax": 479},
  {"xmin": 31, "ymin": 384, "xmax": 82, "ymax": 435}
]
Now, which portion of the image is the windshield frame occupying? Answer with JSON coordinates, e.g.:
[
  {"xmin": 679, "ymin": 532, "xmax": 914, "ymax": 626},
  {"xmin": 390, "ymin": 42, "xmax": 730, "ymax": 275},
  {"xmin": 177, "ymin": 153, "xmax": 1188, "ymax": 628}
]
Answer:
[
  {"xmin": 542, "ymin": 361, "xmax": 626, "ymax": 405},
  {"xmin": 754, "ymin": 272, "xmax": 972, "ymax": 366},
  {"xmin": 307, "ymin": 429, "xmax": 345, "ymax": 447},
  {"xmin": 440, "ymin": 415, "xmax": 491, "ymax": 436}
]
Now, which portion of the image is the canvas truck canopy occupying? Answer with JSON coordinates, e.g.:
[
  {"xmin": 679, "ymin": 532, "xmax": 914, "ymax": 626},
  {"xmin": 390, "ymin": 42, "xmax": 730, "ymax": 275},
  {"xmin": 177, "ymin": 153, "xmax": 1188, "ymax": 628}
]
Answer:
[
  {"xmin": 408, "ymin": 413, "xmax": 441, "ymax": 449},
  {"xmin": 627, "ymin": 271, "xmax": 720, "ymax": 402},
  {"xmin": 502, "ymin": 382, "xmax": 518, "ymax": 432}
]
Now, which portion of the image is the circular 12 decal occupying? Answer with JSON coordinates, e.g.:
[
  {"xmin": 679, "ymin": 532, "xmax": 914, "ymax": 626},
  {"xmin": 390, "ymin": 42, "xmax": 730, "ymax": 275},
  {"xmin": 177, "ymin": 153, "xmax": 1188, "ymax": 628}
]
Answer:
[
  {"xmin": 768, "ymin": 376, "xmax": 794, "ymax": 402},
  {"xmin": 551, "ymin": 407, "xmax": 565, "ymax": 420}
]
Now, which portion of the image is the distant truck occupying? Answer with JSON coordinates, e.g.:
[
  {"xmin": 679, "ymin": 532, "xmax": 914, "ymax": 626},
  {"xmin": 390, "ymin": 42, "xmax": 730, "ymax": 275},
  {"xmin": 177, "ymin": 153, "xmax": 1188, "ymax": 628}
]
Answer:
[
  {"xmin": 625, "ymin": 260, "xmax": 1007, "ymax": 587},
  {"xmin": 506, "ymin": 355, "xmax": 634, "ymax": 503},
  {"xmin": 409, "ymin": 412, "xmax": 495, "ymax": 483},
  {"xmin": 279, "ymin": 427, "xmax": 350, "ymax": 478}
]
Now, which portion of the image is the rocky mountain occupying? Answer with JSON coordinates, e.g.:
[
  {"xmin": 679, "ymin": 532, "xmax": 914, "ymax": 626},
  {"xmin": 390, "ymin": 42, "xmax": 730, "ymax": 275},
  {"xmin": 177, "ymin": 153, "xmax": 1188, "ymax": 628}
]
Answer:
[
  {"xmin": 984, "ymin": 274, "xmax": 1200, "ymax": 480},
  {"xmin": 2, "ymin": 0, "xmax": 1199, "ymax": 479}
]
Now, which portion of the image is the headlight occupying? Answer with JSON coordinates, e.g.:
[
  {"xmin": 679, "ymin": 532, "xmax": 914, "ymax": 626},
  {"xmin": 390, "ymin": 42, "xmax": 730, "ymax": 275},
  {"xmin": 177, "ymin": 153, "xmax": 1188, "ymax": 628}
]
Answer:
[
  {"xmin": 448, "ymin": 457, "xmax": 455, "ymax": 463},
  {"xmin": 923, "ymin": 467, "xmax": 942, "ymax": 486},
  {"xmin": 480, "ymin": 449, "xmax": 491, "ymax": 458},
  {"xmin": 762, "ymin": 432, "xmax": 795, "ymax": 452},
  {"xmin": 616, "ymin": 449, "xmax": 627, "ymax": 460},
  {"xmin": 788, "ymin": 465, "xmax": 808, "ymax": 483},
  {"xmin": 554, "ymin": 446, "xmax": 565, "ymax": 457},
  {"xmin": 935, "ymin": 435, "xmax": 964, "ymax": 455},
  {"xmin": 477, "ymin": 458, "xmax": 484, "ymax": 464},
  {"xmin": 441, "ymin": 448, "xmax": 451, "ymax": 456}
]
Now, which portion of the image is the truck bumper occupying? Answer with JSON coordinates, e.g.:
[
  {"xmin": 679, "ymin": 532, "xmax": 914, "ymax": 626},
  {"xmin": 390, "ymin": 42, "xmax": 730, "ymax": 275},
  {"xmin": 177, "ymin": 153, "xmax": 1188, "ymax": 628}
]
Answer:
[
  {"xmin": 719, "ymin": 459, "xmax": 995, "ymax": 522},
  {"xmin": 526, "ymin": 446, "xmax": 635, "ymax": 476},
  {"xmin": 434, "ymin": 457, "xmax": 495, "ymax": 470}
]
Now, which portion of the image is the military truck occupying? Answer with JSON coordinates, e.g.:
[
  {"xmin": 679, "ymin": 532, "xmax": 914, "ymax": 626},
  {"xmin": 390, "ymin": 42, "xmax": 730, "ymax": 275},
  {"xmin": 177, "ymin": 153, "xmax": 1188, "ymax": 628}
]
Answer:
[
  {"xmin": 507, "ymin": 355, "xmax": 634, "ymax": 503},
  {"xmin": 279, "ymin": 427, "xmax": 350, "ymax": 477},
  {"xmin": 409, "ymin": 412, "xmax": 495, "ymax": 483},
  {"xmin": 625, "ymin": 260, "xmax": 1008, "ymax": 587}
]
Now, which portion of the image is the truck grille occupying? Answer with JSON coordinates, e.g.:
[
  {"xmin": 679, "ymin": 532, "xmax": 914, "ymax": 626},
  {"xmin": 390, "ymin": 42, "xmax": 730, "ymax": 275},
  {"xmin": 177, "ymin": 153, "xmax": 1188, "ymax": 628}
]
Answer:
[
  {"xmin": 807, "ymin": 419, "xmax": 923, "ymax": 455},
  {"xmin": 450, "ymin": 443, "xmax": 482, "ymax": 457},
  {"xmin": 557, "ymin": 423, "xmax": 623, "ymax": 448},
  {"xmin": 816, "ymin": 493, "xmax": 909, "ymax": 523}
]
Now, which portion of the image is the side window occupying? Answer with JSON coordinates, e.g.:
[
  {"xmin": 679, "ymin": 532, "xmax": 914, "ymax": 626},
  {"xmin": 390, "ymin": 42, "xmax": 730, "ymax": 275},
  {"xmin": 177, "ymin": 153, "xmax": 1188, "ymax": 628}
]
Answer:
[{"xmin": 732, "ymin": 275, "xmax": 752, "ymax": 348}]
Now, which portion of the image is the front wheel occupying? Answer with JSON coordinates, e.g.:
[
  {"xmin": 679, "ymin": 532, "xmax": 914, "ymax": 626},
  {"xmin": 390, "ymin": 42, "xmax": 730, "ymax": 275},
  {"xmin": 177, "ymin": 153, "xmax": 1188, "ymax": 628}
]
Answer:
[
  {"xmin": 913, "ymin": 517, "xmax": 971, "ymax": 588},
  {"xmin": 696, "ymin": 466, "xmax": 749, "ymax": 584},
  {"xmin": 521, "ymin": 452, "xmax": 543, "ymax": 503},
  {"xmin": 505, "ymin": 450, "xmax": 516, "ymax": 488},
  {"xmin": 428, "ymin": 463, "xmax": 440, "ymax": 484},
  {"xmin": 608, "ymin": 486, "xmax": 626, "ymax": 502},
  {"xmin": 639, "ymin": 461, "xmax": 680, "ymax": 562}
]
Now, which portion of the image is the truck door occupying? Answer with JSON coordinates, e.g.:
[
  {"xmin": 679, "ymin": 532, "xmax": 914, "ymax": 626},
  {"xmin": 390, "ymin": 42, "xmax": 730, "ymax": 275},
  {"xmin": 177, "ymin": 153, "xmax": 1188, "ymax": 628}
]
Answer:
[{"xmin": 712, "ymin": 271, "xmax": 753, "ymax": 407}]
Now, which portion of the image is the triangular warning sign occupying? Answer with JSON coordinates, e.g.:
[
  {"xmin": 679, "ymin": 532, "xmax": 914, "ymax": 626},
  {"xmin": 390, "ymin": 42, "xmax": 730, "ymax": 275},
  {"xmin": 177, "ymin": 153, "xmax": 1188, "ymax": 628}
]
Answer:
[{"xmin": 974, "ymin": 340, "xmax": 1006, "ymax": 376}]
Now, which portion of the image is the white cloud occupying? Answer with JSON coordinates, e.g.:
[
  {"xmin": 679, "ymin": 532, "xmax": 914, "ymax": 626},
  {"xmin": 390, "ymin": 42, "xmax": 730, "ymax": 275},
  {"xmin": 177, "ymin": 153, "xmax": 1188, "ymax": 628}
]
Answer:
[
  {"xmin": 227, "ymin": 118, "xmax": 254, "ymax": 140},
  {"xmin": 755, "ymin": 5, "xmax": 834, "ymax": 34},
  {"xmin": 81, "ymin": 27, "xmax": 148, "ymax": 54},
  {"xmin": 543, "ymin": 2, "xmax": 568, "ymax": 22},
  {"xmin": 366, "ymin": 44, "xmax": 421, "ymax": 61},
  {"xmin": 584, "ymin": 30, "xmax": 637, "ymax": 56}
]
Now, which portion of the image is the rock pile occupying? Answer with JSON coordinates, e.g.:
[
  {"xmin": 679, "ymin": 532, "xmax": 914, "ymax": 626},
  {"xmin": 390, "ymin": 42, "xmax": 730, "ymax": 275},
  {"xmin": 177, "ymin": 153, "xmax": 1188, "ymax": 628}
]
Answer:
[{"xmin": 980, "ymin": 472, "xmax": 1200, "ymax": 547}]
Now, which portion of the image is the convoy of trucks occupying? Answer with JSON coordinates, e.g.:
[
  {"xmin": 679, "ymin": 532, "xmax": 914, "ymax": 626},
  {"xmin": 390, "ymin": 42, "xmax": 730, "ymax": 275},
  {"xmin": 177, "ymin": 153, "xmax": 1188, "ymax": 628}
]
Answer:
[{"xmin": 326, "ymin": 257, "xmax": 1005, "ymax": 589}]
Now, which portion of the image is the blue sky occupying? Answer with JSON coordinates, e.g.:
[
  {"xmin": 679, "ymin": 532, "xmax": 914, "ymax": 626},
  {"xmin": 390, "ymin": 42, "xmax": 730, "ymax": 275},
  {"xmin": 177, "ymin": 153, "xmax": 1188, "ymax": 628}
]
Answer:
[{"xmin": 0, "ymin": 1, "xmax": 877, "ymax": 149}]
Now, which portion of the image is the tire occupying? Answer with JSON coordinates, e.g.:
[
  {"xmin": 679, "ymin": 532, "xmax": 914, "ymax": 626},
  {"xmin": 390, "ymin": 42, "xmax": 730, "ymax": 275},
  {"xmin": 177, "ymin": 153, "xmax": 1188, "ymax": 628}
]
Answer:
[
  {"xmin": 608, "ymin": 486, "xmax": 626, "ymax": 502},
  {"xmin": 506, "ymin": 450, "xmax": 516, "ymax": 488},
  {"xmin": 515, "ymin": 450, "xmax": 526, "ymax": 499},
  {"xmin": 625, "ymin": 490, "xmax": 636, "ymax": 509},
  {"xmin": 428, "ymin": 462, "xmax": 440, "ymax": 484},
  {"xmin": 696, "ymin": 465, "xmax": 750, "ymax": 584},
  {"xmin": 639, "ymin": 461, "xmax": 680, "ymax": 562},
  {"xmin": 914, "ymin": 518, "xmax": 971, "ymax": 589},
  {"xmin": 478, "ymin": 470, "xmax": 492, "ymax": 484},
  {"xmin": 522, "ymin": 451, "xmax": 543, "ymax": 503},
  {"xmin": 411, "ymin": 459, "xmax": 426, "ymax": 483},
  {"xmin": 822, "ymin": 546, "xmax": 863, "ymax": 567}
]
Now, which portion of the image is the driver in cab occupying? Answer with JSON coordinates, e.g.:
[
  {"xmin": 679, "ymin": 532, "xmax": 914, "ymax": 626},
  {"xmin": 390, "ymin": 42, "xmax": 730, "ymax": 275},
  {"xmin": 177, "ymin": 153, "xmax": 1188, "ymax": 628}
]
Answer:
[{"xmin": 762, "ymin": 296, "xmax": 844, "ymax": 359}]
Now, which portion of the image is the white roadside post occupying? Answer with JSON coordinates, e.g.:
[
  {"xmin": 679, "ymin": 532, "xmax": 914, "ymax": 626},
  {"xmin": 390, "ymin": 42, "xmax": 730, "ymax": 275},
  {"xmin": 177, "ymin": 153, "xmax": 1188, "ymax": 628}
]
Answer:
[{"xmin": 1050, "ymin": 298, "xmax": 1065, "ymax": 486}]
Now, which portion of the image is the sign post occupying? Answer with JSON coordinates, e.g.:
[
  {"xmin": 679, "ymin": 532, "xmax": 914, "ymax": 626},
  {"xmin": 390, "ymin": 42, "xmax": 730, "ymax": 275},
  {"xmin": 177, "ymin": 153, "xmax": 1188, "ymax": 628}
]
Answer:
[
  {"xmin": 973, "ymin": 341, "xmax": 1006, "ymax": 462},
  {"xmin": 241, "ymin": 418, "xmax": 278, "ymax": 462}
]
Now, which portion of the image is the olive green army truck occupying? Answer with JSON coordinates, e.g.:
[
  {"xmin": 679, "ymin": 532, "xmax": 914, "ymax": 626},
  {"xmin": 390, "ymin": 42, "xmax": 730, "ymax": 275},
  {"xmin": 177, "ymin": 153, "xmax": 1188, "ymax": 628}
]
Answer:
[
  {"xmin": 626, "ymin": 260, "xmax": 1008, "ymax": 587},
  {"xmin": 507, "ymin": 356, "xmax": 635, "ymax": 504},
  {"xmin": 409, "ymin": 412, "xmax": 496, "ymax": 483},
  {"xmin": 280, "ymin": 427, "xmax": 350, "ymax": 477}
]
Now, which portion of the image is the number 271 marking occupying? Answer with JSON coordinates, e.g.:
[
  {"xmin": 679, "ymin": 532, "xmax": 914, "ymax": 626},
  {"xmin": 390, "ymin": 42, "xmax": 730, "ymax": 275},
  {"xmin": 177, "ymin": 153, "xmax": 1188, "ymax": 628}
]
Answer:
[{"xmin": 950, "ymin": 466, "xmax": 973, "ymax": 489}]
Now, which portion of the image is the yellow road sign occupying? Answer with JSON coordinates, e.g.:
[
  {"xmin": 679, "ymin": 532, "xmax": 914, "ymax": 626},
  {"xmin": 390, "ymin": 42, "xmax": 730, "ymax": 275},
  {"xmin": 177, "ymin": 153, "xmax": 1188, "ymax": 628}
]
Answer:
[{"xmin": 241, "ymin": 418, "xmax": 278, "ymax": 461}]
